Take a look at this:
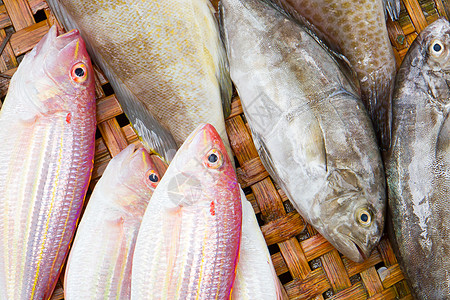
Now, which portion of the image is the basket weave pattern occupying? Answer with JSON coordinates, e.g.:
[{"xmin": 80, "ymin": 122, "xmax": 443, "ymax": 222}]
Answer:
[{"xmin": 0, "ymin": 0, "xmax": 447, "ymax": 299}]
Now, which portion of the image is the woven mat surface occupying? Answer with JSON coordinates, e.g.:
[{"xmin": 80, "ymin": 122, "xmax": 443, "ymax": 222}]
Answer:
[{"xmin": 0, "ymin": 0, "xmax": 447, "ymax": 299}]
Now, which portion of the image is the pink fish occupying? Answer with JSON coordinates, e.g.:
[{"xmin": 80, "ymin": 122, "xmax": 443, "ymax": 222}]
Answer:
[
  {"xmin": 131, "ymin": 124, "xmax": 241, "ymax": 299},
  {"xmin": 64, "ymin": 145, "xmax": 162, "ymax": 299},
  {"xmin": 0, "ymin": 26, "xmax": 96, "ymax": 299}
]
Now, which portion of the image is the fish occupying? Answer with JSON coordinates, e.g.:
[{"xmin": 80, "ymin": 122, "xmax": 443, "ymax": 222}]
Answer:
[
  {"xmin": 270, "ymin": 0, "xmax": 399, "ymax": 151},
  {"xmin": 131, "ymin": 123, "xmax": 241, "ymax": 299},
  {"xmin": 0, "ymin": 26, "xmax": 96, "ymax": 299},
  {"xmin": 220, "ymin": 0, "xmax": 386, "ymax": 263},
  {"xmin": 385, "ymin": 18, "xmax": 450, "ymax": 299},
  {"xmin": 45, "ymin": 0, "xmax": 233, "ymax": 163},
  {"xmin": 64, "ymin": 145, "xmax": 162, "ymax": 299},
  {"xmin": 232, "ymin": 187, "xmax": 288, "ymax": 300}
]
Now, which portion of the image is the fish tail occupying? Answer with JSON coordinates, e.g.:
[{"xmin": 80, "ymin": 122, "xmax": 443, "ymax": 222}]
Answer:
[{"xmin": 360, "ymin": 64, "xmax": 396, "ymax": 152}]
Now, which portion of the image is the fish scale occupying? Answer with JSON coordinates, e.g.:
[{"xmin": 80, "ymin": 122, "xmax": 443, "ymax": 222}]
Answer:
[
  {"xmin": 0, "ymin": 116, "xmax": 94, "ymax": 299},
  {"xmin": 46, "ymin": 0, "xmax": 233, "ymax": 163}
]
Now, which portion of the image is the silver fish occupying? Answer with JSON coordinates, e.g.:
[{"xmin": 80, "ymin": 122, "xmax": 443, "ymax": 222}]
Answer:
[
  {"xmin": 385, "ymin": 18, "xmax": 450, "ymax": 299},
  {"xmin": 220, "ymin": 0, "xmax": 386, "ymax": 262},
  {"xmin": 270, "ymin": 0, "xmax": 399, "ymax": 151},
  {"xmin": 46, "ymin": 0, "xmax": 233, "ymax": 162}
]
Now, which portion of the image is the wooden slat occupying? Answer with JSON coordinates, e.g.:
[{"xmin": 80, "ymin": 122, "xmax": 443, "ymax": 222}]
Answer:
[
  {"xmin": 225, "ymin": 116, "xmax": 259, "ymax": 164},
  {"xmin": 343, "ymin": 250, "xmax": 383, "ymax": 278},
  {"xmin": 360, "ymin": 267, "xmax": 384, "ymax": 296},
  {"xmin": 3, "ymin": 0, "xmax": 34, "ymax": 30},
  {"xmin": 251, "ymin": 178, "xmax": 285, "ymax": 221},
  {"xmin": 0, "ymin": 5, "xmax": 12, "ymax": 29},
  {"xmin": 96, "ymin": 95, "xmax": 123, "ymax": 123},
  {"xmin": 301, "ymin": 234, "xmax": 334, "ymax": 261},
  {"xmin": 261, "ymin": 212, "xmax": 306, "ymax": 245},
  {"xmin": 402, "ymin": 0, "xmax": 429, "ymax": 33},
  {"xmin": 381, "ymin": 264, "xmax": 406, "ymax": 289},
  {"xmin": 29, "ymin": 0, "xmax": 48, "ymax": 14},
  {"xmin": 9, "ymin": 20, "xmax": 49, "ymax": 56},
  {"xmin": 284, "ymin": 268, "xmax": 330, "ymax": 300},
  {"xmin": 272, "ymin": 252, "xmax": 289, "ymax": 276},
  {"xmin": 279, "ymin": 238, "xmax": 311, "ymax": 278},
  {"xmin": 367, "ymin": 287, "xmax": 398, "ymax": 300},
  {"xmin": 321, "ymin": 250, "xmax": 351, "ymax": 292},
  {"xmin": 0, "ymin": 29, "xmax": 18, "ymax": 73},
  {"xmin": 329, "ymin": 282, "xmax": 368, "ymax": 300},
  {"xmin": 98, "ymin": 119, "xmax": 129, "ymax": 157},
  {"xmin": 237, "ymin": 157, "xmax": 270, "ymax": 188}
]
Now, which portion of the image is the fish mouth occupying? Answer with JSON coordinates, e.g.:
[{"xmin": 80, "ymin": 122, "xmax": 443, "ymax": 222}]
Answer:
[
  {"xmin": 56, "ymin": 29, "xmax": 80, "ymax": 43},
  {"xmin": 323, "ymin": 230, "xmax": 372, "ymax": 263}
]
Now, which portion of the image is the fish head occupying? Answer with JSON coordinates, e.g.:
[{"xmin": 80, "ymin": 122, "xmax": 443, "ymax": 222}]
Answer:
[
  {"xmin": 313, "ymin": 168, "xmax": 384, "ymax": 263},
  {"xmin": 99, "ymin": 144, "xmax": 162, "ymax": 214},
  {"xmin": 418, "ymin": 18, "xmax": 450, "ymax": 72},
  {"xmin": 14, "ymin": 25, "xmax": 95, "ymax": 115},
  {"xmin": 400, "ymin": 18, "xmax": 450, "ymax": 102},
  {"xmin": 165, "ymin": 123, "xmax": 239, "ymax": 209}
]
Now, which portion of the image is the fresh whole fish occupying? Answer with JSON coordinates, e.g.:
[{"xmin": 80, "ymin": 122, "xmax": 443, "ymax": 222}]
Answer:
[
  {"xmin": 220, "ymin": 0, "xmax": 386, "ymax": 262},
  {"xmin": 232, "ymin": 187, "xmax": 287, "ymax": 300},
  {"xmin": 270, "ymin": 0, "xmax": 399, "ymax": 151},
  {"xmin": 0, "ymin": 26, "xmax": 96, "ymax": 299},
  {"xmin": 385, "ymin": 18, "xmax": 450, "ymax": 299},
  {"xmin": 64, "ymin": 144, "xmax": 162, "ymax": 299},
  {"xmin": 46, "ymin": 0, "xmax": 233, "ymax": 162},
  {"xmin": 131, "ymin": 124, "xmax": 241, "ymax": 299}
]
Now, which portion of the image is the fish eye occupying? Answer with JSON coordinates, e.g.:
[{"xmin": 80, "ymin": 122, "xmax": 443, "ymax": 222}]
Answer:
[
  {"xmin": 70, "ymin": 62, "xmax": 88, "ymax": 83},
  {"xmin": 204, "ymin": 148, "xmax": 224, "ymax": 169},
  {"xmin": 145, "ymin": 170, "xmax": 160, "ymax": 188},
  {"xmin": 355, "ymin": 207, "xmax": 372, "ymax": 227},
  {"xmin": 430, "ymin": 40, "xmax": 445, "ymax": 57}
]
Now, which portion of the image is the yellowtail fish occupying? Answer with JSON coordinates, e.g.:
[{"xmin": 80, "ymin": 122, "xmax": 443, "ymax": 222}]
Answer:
[
  {"xmin": 232, "ymin": 188, "xmax": 288, "ymax": 300},
  {"xmin": 271, "ymin": 0, "xmax": 399, "ymax": 150},
  {"xmin": 46, "ymin": 0, "xmax": 233, "ymax": 162},
  {"xmin": 0, "ymin": 26, "xmax": 96, "ymax": 299},
  {"xmin": 64, "ymin": 145, "xmax": 162, "ymax": 299},
  {"xmin": 220, "ymin": 0, "xmax": 386, "ymax": 262},
  {"xmin": 131, "ymin": 124, "xmax": 241, "ymax": 299}
]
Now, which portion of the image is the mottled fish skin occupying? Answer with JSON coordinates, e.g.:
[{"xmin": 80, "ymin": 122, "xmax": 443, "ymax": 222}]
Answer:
[
  {"xmin": 0, "ymin": 26, "xmax": 96, "ymax": 299},
  {"xmin": 46, "ymin": 0, "xmax": 233, "ymax": 163},
  {"xmin": 271, "ymin": 0, "xmax": 397, "ymax": 151},
  {"xmin": 131, "ymin": 124, "xmax": 241, "ymax": 299},
  {"xmin": 220, "ymin": 0, "xmax": 386, "ymax": 263},
  {"xmin": 385, "ymin": 18, "xmax": 450, "ymax": 299},
  {"xmin": 232, "ymin": 187, "xmax": 287, "ymax": 300},
  {"xmin": 64, "ymin": 145, "xmax": 162, "ymax": 299}
]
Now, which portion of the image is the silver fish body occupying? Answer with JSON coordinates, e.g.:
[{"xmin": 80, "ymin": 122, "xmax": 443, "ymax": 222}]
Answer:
[
  {"xmin": 220, "ymin": 0, "xmax": 386, "ymax": 263},
  {"xmin": 270, "ymin": 0, "xmax": 398, "ymax": 151},
  {"xmin": 46, "ymin": 0, "xmax": 233, "ymax": 162},
  {"xmin": 385, "ymin": 18, "xmax": 450, "ymax": 299},
  {"xmin": 0, "ymin": 27, "xmax": 96, "ymax": 299},
  {"xmin": 64, "ymin": 145, "xmax": 162, "ymax": 299}
]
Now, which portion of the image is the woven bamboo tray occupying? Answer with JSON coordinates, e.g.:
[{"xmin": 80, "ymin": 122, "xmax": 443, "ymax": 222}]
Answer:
[{"xmin": 0, "ymin": 0, "xmax": 447, "ymax": 299}]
